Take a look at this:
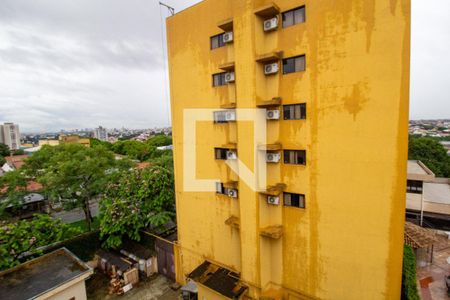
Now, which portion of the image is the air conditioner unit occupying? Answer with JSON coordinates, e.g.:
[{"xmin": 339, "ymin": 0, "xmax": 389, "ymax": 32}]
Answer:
[
  {"xmin": 228, "ymin": 189, "xmax": 238, "ymax": 198},
  {"xmin": 264, "ymin": 63, "xmax": 279, "ymax": 75},
  {"xmin": 266, "ymin": 152, "xmax": 281, "ymax": 163},
  {"xmin": 225, "ymin": 110, "xmax": 236, "ymax": 121},
  {"xmin": 267, "ymin": 196, "xmax": 280, "ymax": 205},
  {"xmin": 266, "ymin": 109, "xmax": 280, "ymax": 120},
  {"xmin": 226, "ymin": 150, "xmax": 237, "ymax": 160},
  {"xmin": 225, "ymin": 72, "xmax": 235, "ymax": 83},
  {"xmin": 223, "ymin": 32, "xmax": 233, "ymax": 43},
  {"xmin": 264, "ymin": 17, "xmax": 278, "ymax": 31}
]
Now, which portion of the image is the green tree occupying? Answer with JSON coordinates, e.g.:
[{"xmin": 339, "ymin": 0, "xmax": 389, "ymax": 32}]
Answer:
[
  {"xmin": 0, "ymin": 170, "xmax": 29, "ymax": 217},
  {"xmin": 408, "ymin": 137, "xmax": 450, "ymax": 177},
  {"xmin": 111, "ymin": 140, "xmax": 156, "ymax": 161},
  {"xmin": 0, "ymin": 155, "xmax": 5, "ymax": 166},
  {"xmin": 0, "ymin": 143, "xmax": 9, "ymax": 157},
  {"xmin": 0, "ymin": 214, "xmax": 80, "ymax": 270},
  {"xmin": 24, "ymin": 144, "xmax": 133, "ymax": 231},
  {"xmin": 90, "ymin": 138, "xmax": 112, "ymax": 150},
  {"xmin": 12, "ymin": 149, "xmax": 25, "ymax": 156},
  {"xmin": 99, "ymin": 166, "xmax": 175, "ymax": 249},
  {"xmin": 147, "ymin": 134, "xmax": 172, "ymax": 147}
]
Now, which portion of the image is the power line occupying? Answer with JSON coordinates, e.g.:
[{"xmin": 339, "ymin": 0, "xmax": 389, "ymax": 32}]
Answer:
[{"xmin": 158, "ymin": 3, "xmax": 173, "ymax": 126}]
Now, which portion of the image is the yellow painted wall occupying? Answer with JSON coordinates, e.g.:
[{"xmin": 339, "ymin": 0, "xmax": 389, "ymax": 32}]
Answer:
[
  {"xmin": 167, "ymin": 0, "xmax": 410, "ymax": 299},
  {"xmin": 39, "ymin": 140, "xmax": 60, "ymax": 146}
]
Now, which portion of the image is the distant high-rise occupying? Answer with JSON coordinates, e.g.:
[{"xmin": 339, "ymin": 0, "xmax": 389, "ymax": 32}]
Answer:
[
  {"xmin": 0, "ymin": 123, "xmax": 21, "ymax": 150},
  {"xmin": 93, "ymin": 126, "xmax": 108, "ymax": 141}
]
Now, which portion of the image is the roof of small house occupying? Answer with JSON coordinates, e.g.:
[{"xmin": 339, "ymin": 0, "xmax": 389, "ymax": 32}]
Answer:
[
  {"xmin": 188, "ymin": 261, "xmax": 247, "ymax": 299},
  {"xmin": 120, "ymin": 239, "xmax": 154, "ymax": 259},
  {"xmin": 404, "ymin": 222, "xmax": 438, "ymax": 249},
  {"xmin": 4, "ymin": 155, "xmax": 28, "ymax": 170},
  {"xmin": 97, "ymin": 249, "xmax": 132, "ymax": 272},
  {"xmin": 0, "ymin": 248, "xmax": 92, "ymax": 300}
]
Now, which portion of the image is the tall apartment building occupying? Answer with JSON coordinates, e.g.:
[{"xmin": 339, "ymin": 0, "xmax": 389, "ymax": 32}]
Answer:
[
  {"xmin": 167, "ymin": 1, "xmax": 411, "ymax": 299},
  {"xmin": 0, "ymin": 122, "xmax": 21, "ymax": 150},
  {"xmin": 93, "ymin": 126, "xmax": 108, "ymax": 141}
]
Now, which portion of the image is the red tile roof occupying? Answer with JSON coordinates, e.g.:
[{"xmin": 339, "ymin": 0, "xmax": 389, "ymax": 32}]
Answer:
[
  {"xmin": 4, "ymin": 155, "xmax": 28, "ymax": 170},
  {"xmin": 0, "ymin": 181, "xmax": 42, "ymax": 194}
]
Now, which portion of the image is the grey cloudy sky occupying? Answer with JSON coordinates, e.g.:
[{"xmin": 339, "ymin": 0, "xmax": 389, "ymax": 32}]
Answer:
[{"xmin": 0, "ymin": 0, "xmax": 448, "ymax": 132}]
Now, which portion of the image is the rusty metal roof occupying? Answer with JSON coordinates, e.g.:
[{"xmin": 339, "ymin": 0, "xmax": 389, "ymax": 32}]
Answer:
[{"xmin": 188, "ymin": 261, "xmax": 247, "ymax": 299}]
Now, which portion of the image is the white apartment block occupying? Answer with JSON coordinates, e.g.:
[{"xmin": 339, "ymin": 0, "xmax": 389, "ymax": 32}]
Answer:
[{"xmin": 0, "ymin": 122, "xmax": 21, "ymax": 150}]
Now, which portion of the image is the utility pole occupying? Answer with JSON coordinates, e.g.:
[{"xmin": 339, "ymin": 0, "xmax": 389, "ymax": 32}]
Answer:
[{"xmin": 159, "ymin": 2, "xmax": 175, "ymax": 16}]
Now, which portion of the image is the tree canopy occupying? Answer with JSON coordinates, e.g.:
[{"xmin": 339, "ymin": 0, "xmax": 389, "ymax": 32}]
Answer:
[
  {"xmin": 0, "ymin": 143, "xmax": 9, "ymax": 157},
  {"xmin": 0, "ymin": 214, "xmax": 80, "ymax": 271},
  {"xmin": 408, "ymin": 137, "xmax": 450, "ymax": 177},
  {"xmin": 21, "ymin": 144, "xmax": 133, "ymax": 230},
  {"xmin": 99, "ymin": 165, "xmax": 175, "ymax": 249}
]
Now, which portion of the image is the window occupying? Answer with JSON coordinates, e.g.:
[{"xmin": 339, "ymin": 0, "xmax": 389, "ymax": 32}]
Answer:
[
  {"xmin": 215, "ymin": 148, "xmax": 228, "ymax": 160},
  {"xmin": 282, "ymin": 6, "xmax": 306, "ymax": 28},
  {"xmin": 216, "ymin": 182, "xmax": 225, "ymax": 194},
  {"xmin": 284, "ymin": 150, "xmax": 306, "ymax": 165},
  {"xmin": 283, "ymin": 55, "xmax": 306, "ymax": 74},
  {"xmin": 283, "ymin": 192, "xmax": 305, "ymax": 208},
  {"xmin": 407, "ymin": 180, "xmax": 423, "ymax": 194},
  {"xmin": 213, "ymin": 111, "xmax": 228, "ymax": 123},
  {"xmin": 283, "ymin": 104, "xmax": 306, "ymax": 120},
  {"xmin": 213, "ymin": 73, "xmax": 227, "ymax": 86},
  {"xmin": 211, "ymin": 33, "xmax": 225, "ymax": 49}
]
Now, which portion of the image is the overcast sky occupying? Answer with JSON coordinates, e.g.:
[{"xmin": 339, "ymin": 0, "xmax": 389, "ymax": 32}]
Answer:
[{"xmin": 0, "ymin": 0, "xmax": 448, "ymax": 132}]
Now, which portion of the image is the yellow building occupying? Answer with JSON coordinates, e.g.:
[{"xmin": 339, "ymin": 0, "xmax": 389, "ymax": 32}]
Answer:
[
  {"xmin": 167, "ymin": 1, "xmax": 410, "ymax": 299},
  {"xmin": 39, "ymin": 135, "xmax": 90, "ymax": 147},
  {"xmin": 59, "ymin": 135, "xmax": 91, "ymax": 147},
  {"xmin": 39, "ymin": 139, "xmax": 61, "ymax": 147}
]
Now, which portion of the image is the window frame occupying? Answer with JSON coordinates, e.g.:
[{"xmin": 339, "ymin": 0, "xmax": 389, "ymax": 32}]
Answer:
[
  {"xmin": 282, "ymin": 55, "xmax": 306, "ymax": 75},
  {"xmin": 283, "ymin": 103, "xmax": 307, "ymax": 120},
  {"xmin": 210, "ymin": 33, "xmax": 225, "ymax": 50},
  {"xmin": 214, "ymin": 148, "xmax": 228, "ymax": 160},
  {"xmin": 283, "ymin": 150, "xmax": 306, "ymax": 165},
  {"xmin": 212, "ymin": 72, "xmax": 227, "ymax": 87},
  {"xmin": 282, "ymin": 6, "xmax": 306, "ymax": 28},
  {"xmin": 283, "ymin": 192, "xmax": 306, "ymax": 208},
  {"xmin": 406, "ymin": 180, "xmax": 423, "ymax": 194},
  {"xmin": 213, "ymin": 111, "xmax": 228, "ymax": 124}
]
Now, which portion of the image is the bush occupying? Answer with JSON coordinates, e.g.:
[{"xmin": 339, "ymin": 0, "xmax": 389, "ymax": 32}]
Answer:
[{"xmin": 402, "ymin": 245, "xmax": 420, "ymax": 300}]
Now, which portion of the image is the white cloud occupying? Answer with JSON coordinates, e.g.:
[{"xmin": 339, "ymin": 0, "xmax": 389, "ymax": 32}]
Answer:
[{"xmin": 0, "ymin": 0, "xmax": 448, "ymax": 132}]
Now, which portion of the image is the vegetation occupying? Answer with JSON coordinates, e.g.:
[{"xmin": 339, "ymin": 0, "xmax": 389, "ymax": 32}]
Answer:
[
  {"xmin": 11, "ymin": 149, "xmax": 25, "ymax": 156},
  {"xmin": 7, "ymin": 144, "xmax": 134, "ymax": 231},
  {"xmin": 99, "ymin": 166, "xmax": 175, "ymax": 249},
  {"xmin": 110, "ymin": 134, "xmax": 172, "ymax": 161},
  {"xmin": 67, "ymin": 217, "xmax": 101, "ymax": 233},
  {"xmin": 408, "ymin": 136, "xmax": 450, "ymax": 177},
  {"xmin": 0, "ymin": 143, "xmax": 9, "ymax": 157},
  {"xmin": 0, "ymin": 155, "xmax": 5, "ymax": 166},
  {"xmin": 90, "ymin": 138, "xmax": 113, "ymax": 150},
  {"xmin": 401, "ymin": 245, "xmax": 420, "ymax": 300},
  {"xmin": 0, "ymin": 214, "xmax": 80, "ymax": 270},
  {"xmin": 0, "ymin": 170, "xmax": 29, "ymax": 217}
]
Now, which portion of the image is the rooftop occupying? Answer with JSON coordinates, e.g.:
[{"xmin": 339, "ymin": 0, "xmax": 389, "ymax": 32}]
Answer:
[
  {"xmin": 0, "ymin": 248, "xmax": 92, "ymax": 300},
  {"xmin": 188, "ymin": 261, "xmax": 247, "ymax": 299},
  {"xmin": 407, "ymin": 160, "xmax": 435, "ymax": 181}
]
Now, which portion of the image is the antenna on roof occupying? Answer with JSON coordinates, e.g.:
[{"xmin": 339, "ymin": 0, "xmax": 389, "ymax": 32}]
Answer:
[{"xmin": 159, "ymin": 2, "xmax": 175, "ymax": 16}]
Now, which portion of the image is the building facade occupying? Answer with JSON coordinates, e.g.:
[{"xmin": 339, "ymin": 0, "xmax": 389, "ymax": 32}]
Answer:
[
  {"xmin": 167, "ymin": 0, "xmax": 411, "ymax": 299},
  {"xmin": 406, "ymin": 160, "xmax": 450, "ymax": 230},
  {"xmin": 93, "ymin": 126, "xmax": 108, "ymax": 141},
  {"xmin": 0, "ymin": 122, "xmax": 21, "ymax": 150}
]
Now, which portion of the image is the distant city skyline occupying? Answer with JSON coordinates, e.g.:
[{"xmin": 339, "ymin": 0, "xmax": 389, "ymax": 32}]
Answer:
[{"xmin": 0, "ymin": 0, "xmax": 449, "ymax": 132}]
